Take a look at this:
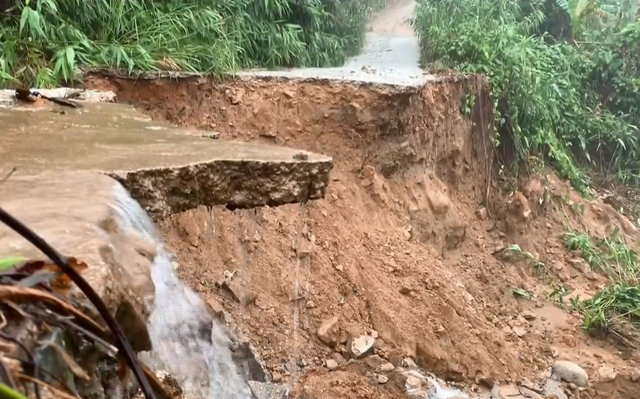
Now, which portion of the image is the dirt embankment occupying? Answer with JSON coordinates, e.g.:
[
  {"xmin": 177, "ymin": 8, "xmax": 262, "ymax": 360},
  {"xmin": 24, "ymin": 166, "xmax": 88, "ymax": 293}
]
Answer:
[{"xmin": 86, "ymin": 73, "xmax": 640, "ymax": 399}]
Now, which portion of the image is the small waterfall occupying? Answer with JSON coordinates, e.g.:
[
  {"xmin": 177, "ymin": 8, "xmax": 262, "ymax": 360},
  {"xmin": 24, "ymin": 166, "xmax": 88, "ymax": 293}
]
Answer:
[{"xmin": 112, "ymin": 184, "xmax": 252, "ymax": 399}]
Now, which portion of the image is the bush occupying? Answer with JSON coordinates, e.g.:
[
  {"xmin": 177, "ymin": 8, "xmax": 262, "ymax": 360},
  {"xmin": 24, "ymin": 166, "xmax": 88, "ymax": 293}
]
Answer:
[
  {"xmin": 0, "ymin": 0, "xmax": 384, "ymax": 87},
  {"xmin": 413, "ymin": 0, "xmax": 640, "ymax": 191}
]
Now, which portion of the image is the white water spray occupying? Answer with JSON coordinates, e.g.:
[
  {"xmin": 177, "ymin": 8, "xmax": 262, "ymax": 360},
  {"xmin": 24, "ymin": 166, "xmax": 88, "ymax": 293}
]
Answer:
[{"xmin": 112, "ymin": 184, "xmax": 252, "ymax": 399}]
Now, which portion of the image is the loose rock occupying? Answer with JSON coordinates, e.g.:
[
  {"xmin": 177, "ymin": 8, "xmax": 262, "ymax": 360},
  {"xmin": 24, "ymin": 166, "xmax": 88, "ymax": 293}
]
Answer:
[
  {"xmin": 597, "ymin": 365, "xmax": 617, "ymax": 382},
  {"xmin": 403, "ymin": 357, "xmax": 418, "ymax": 369},
  {"xmin": 379, "ymin": 362, "xmax": 395, "ymax": 372},
  {"xmin": 377, "ymin": 374, "xmax": 389, "ymax": 384},
  {"xmin": 542, "ymin": 379, "xmax": 568, "ymax": 399},
  {"xmin": 205, "ymin": 297, "xmax": 225, "ymax": 321},
  {"xmin": 248, "ymin": 381, "xmax": 290, "ymax": 399},
  {"xmin": 346, "ymin": 335, "xmax": 375, "ymax": 359},
  {"xmin": 317, "ymin": 316, "xmax": 340, "ymax": 346},
  {"xmin": 630, "ymin": 368, "xmax": 640, "ymax": 383},
  {"xmin": 325, "ymin": 359, "xmax": 338, "ymax": 370},
  {"xmin": 512, "ymin": 326, "xmax": 527, "ymax": 338},
  {"xmin": 519, "ymin": 387, "xmax": 542, "ymax": 399},
  {"xmin": 552, "ymin": 360, "xmax": 589, "ymax": 387}
]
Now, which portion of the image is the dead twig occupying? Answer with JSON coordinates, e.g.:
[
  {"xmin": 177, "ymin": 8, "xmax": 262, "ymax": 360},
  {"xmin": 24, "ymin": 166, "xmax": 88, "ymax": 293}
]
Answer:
[
  {"xmin": 0, "ymin": 168, "xmax": 16, "ymax": 186},
  {"xmin": 0, "ymin": 286, "xmax": 104, "ymax": 337},
  {"xmin": 0, "ymin": 333, "xmax": 41, "ymax": 399},
  {"xmin": 17, "ymin": 374, "xmax": 78, "ymax": 399},
  {"xmin": 0, "ymin": 208, "xmax": 156, "ymax": 399}
]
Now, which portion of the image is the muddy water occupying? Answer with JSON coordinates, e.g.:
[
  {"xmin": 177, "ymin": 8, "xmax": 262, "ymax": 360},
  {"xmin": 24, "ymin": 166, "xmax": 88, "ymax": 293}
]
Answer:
[{"xmin": 112, "ymin": 183, "xmax": 252, "ymax": 399}]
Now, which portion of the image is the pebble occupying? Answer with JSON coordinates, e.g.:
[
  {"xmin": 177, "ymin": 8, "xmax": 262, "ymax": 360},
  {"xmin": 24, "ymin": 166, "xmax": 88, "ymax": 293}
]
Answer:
[
  {"xmin": 377, "ymin": 374, "xmax": 389, "ymax": 384},
  {"xmin": 379, "ymin": 362, "xmax": 395, "ymax": 372},
  {"xmin": 512, "ymin": 326, "xmax": 527, "ymax": 338},
  {"xmin": 271, "ymin": 372, "xmax": 282, "ymax": 382},
  {"xmin": 597, "ymin": 365, "xmax": 617, "ymax": 382},
  {"xmin": 522, "ymin": 311, "xmax": 537, "ymax": 321},
  {"xmin": 325, "ymin": 359, "xmax": 338, "ymax": 370},
  {"xmin": 552, "ymin": 360, "xmax": 589, "ymax": 387}
]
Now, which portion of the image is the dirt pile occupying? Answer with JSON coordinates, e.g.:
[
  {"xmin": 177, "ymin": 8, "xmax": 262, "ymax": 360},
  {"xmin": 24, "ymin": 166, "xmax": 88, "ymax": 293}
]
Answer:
[{"xmin": 86, "ymin": 74, "xmax": 640, "ymax": 398}]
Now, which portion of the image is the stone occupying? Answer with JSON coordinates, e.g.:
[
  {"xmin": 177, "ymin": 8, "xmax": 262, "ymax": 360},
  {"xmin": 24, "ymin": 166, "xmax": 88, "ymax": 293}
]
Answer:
[
  {"xmin": 379, "ymin": 362, "xmax": 395, "ymax": 372},
  {"xmin": 346, "ymin": 335, "xmax": 375, "ymax": 359},
  {"xmin": 499, "ymin": 384, "xmax": 521, "ymax": 397},
  {"xmin": 325, "ymin": 359, "xmax": 338, "ymax": 370},
  {"xmin": 552, "ymin": 360, "xmax": 589, "ymax": 387},
  {"xmin": 220, "ymin": 278, "xmax": 258, "ymax": 306},
  {"xmin": 542, "ymin": 379, "xmax": 567, "ymax": 399},
  {"xmin": 205, "ymin": 297, "xmax": 225, "ymax": 321},
  {"xmin": 597, "ymin": 365, "xmax": 617, "ymax": 382},
  {"xmin": 512, "ymin": 326, "xmax": 527, "ymax": 338},
  {"xmin": 403, "ymin": 357, "xmax": 418, "ymax": 369},
  {"xmin": 317, "ymin": 317, "xmax": 341, "ymax": 346},
  {"xmin": 630, "ymin": 368, "xmax": 640, "ymax": 383},
  {"xmin": 271, "ymin": 372, "xmax": 282, "ymax": 383},
  {"xmin": 405, "ymin": 375, "xmax": 424, "ymax": 390},
  {"xmin": 518, "ymin": 387, "xmax": 542, "ymax": 399},
  {"xmin": 519, "ymin": 379, "xmax": 541, "ymax": 393},
  {"xmin": 522, "ymin": 311, "xmax": 537, "ymax": 321},
  {"xmin": 377, "ymin": 374, "xmax": 389, "ymax": 384},
  {"xmin": 476, "ymin": 207, "xmax": 488, "ymax": 220},
  {"xmin": 248, "ymin": 381, "xmax": 290, "ymax": 399}
]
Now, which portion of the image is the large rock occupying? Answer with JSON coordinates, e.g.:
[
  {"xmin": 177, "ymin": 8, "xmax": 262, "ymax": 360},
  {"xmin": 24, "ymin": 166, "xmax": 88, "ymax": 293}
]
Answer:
[
  {"xmin": 552, "ymin": 360, "xmax": 589, "ymax": 387},
  {"xmin": 0, "ymin": 172, "xmax": 157, "ymax": 351}
]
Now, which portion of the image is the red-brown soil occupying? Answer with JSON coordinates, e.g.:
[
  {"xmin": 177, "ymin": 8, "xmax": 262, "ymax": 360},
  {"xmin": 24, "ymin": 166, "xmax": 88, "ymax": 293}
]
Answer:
[{"xmin": 86, "ymin": 73, "xmax": 640, "ymax": 398}]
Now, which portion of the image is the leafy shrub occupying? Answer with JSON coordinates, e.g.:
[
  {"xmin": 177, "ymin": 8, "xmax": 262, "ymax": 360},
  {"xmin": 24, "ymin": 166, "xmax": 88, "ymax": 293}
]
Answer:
[
  {"xmin": 0, "ymin": 0, "xmax": 384, "ymax": 87},
  {"xmin": 413, "ymin": 0, "xmax": 640, "ymax": 191}
]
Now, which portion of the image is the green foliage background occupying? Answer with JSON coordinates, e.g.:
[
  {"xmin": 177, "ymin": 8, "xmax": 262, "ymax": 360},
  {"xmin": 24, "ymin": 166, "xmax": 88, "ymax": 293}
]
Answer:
[
  {"xmin": 413, "ymin": 0, "xmax": 640, "ymax": 192},
  {"xmin": 0, "ymin": 0, "xmax": 385, "ymax": 87}
]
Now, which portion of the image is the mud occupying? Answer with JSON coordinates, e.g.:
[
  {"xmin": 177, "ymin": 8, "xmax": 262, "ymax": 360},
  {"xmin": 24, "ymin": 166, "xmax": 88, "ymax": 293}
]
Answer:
[{"xmin": 84, "ymin": 71, "xmax": 640, "ymax": 399}]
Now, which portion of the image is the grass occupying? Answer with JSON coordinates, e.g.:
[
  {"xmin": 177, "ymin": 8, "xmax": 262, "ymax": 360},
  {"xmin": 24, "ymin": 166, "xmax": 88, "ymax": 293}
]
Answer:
[
  {"xmin": 0, "ymin": 0, "xmax": 386, "ymax": 87},
  {"xmin": 561, "ymin": 226, "xmax": 640, "ymax": 335}
]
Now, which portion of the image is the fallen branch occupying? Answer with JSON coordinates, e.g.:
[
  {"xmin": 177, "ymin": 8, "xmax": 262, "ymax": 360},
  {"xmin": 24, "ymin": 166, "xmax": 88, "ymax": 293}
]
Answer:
[{"xmin": 0, "ymin": 207, "xmax": 157, "ymax": 399}]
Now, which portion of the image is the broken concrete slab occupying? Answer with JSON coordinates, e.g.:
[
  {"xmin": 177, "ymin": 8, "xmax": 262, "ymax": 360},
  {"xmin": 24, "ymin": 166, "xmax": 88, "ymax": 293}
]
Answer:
[{"xmin": 0, "ymin": 102, "xmax": 332, "ymax": 219}]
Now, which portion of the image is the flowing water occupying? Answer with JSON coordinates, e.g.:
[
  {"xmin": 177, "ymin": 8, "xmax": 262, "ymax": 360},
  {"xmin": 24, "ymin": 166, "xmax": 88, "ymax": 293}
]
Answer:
[{"xmin": 112, "ymin": 183, "xmax": 253, "ymax": 399}]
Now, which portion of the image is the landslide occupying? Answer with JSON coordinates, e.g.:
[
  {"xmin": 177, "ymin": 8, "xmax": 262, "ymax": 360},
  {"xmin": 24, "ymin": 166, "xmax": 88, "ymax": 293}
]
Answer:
[{"xmin": 85, "ymin": 73, "xmax": 640, "ymax": 398}]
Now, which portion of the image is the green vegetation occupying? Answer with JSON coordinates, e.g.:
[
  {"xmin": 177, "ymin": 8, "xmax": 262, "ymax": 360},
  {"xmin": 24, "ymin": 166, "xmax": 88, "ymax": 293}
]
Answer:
[
  {"xmin": 413, "ymin": 0, "xmax": 640, "ymax": 193},
  {"xmin": 0, "ymin": 0, "xmax": 385, "ymax": 87},
  {"xmin": 560, "ymin": 226, "xmax": 640, "ymax": 332}
]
